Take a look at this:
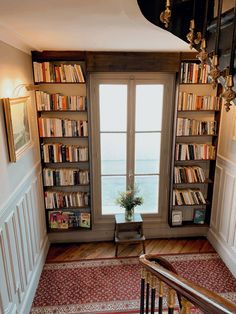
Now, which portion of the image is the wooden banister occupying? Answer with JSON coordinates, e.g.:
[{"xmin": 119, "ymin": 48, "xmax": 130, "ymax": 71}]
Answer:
[{"xmin": 139, "ymin": 254, "xmax": 236, "ymax": 314}]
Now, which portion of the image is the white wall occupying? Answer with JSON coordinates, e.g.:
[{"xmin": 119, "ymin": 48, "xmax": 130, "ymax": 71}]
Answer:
[
  {"xmin": 208, "ymin": 105, "xmax": 236, "ymax": 277},
  {"xmin": 0, "ymin": 41, "xmax": 49, "ymax": 314}
]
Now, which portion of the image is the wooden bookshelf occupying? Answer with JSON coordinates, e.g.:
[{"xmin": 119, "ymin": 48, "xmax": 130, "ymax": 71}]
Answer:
[
  {"xmin": 169, "ymin": 59, "xmax": 222, "ymax": 228},
  {"xmin": 32, "ymin": 55, "xmax": 92, "ymax": 232}
]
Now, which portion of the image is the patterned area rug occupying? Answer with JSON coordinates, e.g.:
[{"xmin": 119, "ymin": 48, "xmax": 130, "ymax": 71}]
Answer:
[{"xmin": 31, "ymin": 253, "xmax": 236, "ymax": 314}]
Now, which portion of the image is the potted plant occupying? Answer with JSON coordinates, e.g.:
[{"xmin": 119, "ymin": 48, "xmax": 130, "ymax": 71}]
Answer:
[{"xmin": 116, "ymin": 186, "xmax": 143, "ymax": 221}]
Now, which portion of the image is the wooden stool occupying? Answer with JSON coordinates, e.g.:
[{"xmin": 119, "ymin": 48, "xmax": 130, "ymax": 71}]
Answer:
[{"xmin": 114, "ymin": 213, "xmax": 145, "ymax": 257}]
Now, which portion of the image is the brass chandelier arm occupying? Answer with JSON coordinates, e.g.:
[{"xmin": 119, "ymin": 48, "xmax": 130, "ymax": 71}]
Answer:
[{"xmin": 160, "ymin": 0, "xmax": 171, "ymax": 29}]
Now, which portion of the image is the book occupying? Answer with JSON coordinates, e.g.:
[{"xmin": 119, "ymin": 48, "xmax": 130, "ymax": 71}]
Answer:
[
  {"xmin": 193, "ymin": 209, "xmax": 206, "ymax": 224},
  {"xmin": 79, "ymin": 212, "xmax": 91, "ymax": 228},
  {"xmin": 49, "ymin": 211, "xmax": 69, "ymax": 229}
]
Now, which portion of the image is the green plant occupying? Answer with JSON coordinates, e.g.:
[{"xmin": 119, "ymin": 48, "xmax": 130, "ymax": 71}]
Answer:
[{"xmin": 116, "ymin": 186, "xmax": 143, "ymax": 211}]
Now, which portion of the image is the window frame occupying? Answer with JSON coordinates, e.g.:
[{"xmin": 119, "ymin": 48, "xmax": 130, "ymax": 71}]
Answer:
[{"xmin": 89, "ymin": 72, "xmax": 175, "ymax": 224}]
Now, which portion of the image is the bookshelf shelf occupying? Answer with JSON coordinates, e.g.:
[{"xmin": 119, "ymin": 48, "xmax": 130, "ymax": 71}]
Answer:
[
  {"xmin": 43, "ymin": 161, "xmax": 89, "ymax": 165},
  {"xmin": 39, "ymin": 110, "xmax": 87, "ymax": 113},
  {"xmin": 35, "ymin": 82, "xmax": 86, "ymax": 85},
  {"xmin": 44, "ymin": 184, "xmax": 90, "ymax": 188},
  {"xmin": 46, "ymin": 206, "xmax": 90, "ymax": 210},
  {"xmin": 172, "ymin": 201, "xmax": 210, "ymax": 208},
  {"xmin": 169, "ymin": 58, "xmax": 222, "ymax": 228},
  {"xmin": 174, "ymin": 159, "xmax": 215, "ymax": 164},
  {"xmin": 171, "ymin": 222, "xmax": 209, "ymax": 228},
  {"xmin": 173, "ymin": 180, "xmax": 213, "ymax": 187},
  {"xmin": 48, "ymin": 227, "xmax": 91, "ymax": 233},
  {"xmin": 40, "ymin": 136, "xmax": 89, "ymax": 139},
  {"xmin": 176, "ymin": 135, "xmax": 218, "ymax": 137},
  {"xmin": 177, "ymin": 110, "xmax": 220, "ymax": 113},
  {"xmin": 33, "ymin": 56, "xmax": 92, "ymax": 232},
  {"xmin": 179, "ymin": 83, "xmax": 213, "ymax": 86}
]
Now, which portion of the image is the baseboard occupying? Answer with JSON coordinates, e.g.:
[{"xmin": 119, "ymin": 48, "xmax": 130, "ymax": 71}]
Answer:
[
  {"xmin": 207, "ymin": 229, "xmax": 236, "ymax": 277},
  {"xmin": 19, "ymin": 236, "xmax": 49, "ymax": 314}
]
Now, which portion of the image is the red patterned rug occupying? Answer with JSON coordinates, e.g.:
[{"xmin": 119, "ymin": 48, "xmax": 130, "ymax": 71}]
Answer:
[{"xmin": 31, "ymin": 253, "xmax": 236, "ymax": 314}]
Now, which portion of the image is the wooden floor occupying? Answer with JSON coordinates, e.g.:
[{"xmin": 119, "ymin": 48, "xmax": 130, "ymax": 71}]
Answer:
[{"xmin": 46, "ymin": 237, "xmax": 215, "ymax": 262}]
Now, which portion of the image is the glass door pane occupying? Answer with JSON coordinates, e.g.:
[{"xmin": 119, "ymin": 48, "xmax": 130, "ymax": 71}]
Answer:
[
  {"xmin": 101, "ymin": 133, "xmax": 126, "ymax": 175},
  {"xmin": 99, "ymin": 84, "xmax": 128, "ymax": 214},
  {"xmin": 136, "ymin": 84, "xmax": 163, "ymax": 131},
  {"xmin": 134, "ymin": 175, "xmax": 159, "ymax": 213},
  {"xmin": 102, "ymin": 176, "xmax": 126, "ymax": 214},
  {"xmin": 135, "ymin": 133, "xmax": 161, "ymax": 174},
  {"xmin": 134, "ymin": 84, "xmax": 164, "ymax": 213},
  {"xmin": 99, "ymin": 84, "xmax": 127, "ymax": 131}
]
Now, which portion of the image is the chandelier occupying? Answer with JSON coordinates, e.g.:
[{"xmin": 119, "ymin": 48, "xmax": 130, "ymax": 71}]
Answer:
[{"xmin": 159, "ymin": 0, "xmax": 236, "ymax": 111}]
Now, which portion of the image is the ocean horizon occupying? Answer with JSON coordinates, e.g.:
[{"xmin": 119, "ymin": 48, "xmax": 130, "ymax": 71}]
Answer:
[{"xmin": 101, "ymin": 159, "xmax": 159, "ymax": 214}]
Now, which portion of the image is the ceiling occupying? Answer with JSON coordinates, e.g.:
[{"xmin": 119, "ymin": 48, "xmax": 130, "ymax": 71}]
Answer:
[{"xmin": 0, "ymin": 0, "xmax": 190, "ymax": 54}]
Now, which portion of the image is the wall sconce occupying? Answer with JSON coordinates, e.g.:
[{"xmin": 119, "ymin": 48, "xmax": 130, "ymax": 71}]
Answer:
[
  {"xmin": 25, "ymin": 84, "xmax": 38, "ymax": 91},
  {"xmin": 221, "ymin": 75, "xmax": 236, "ymax": 111},
  {"xmin": 11, "ymin": 83, "xmax": 38, "ymax": 97}
]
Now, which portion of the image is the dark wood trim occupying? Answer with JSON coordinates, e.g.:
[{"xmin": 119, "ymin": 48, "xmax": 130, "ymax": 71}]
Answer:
[
  {"xmin": 31, "ymin": 50, "xmax": 191, "ymax": 73},
  {"xmin": 86, "ymin": 51, "xmax": 181, "ymax": 72},
  {"xmin": 31, "ymin": 50, "xmax": 86, "ymax": 61},
  {"xmin": 180, "ymin": 52, "xmax": 198, "ymax": 61}
]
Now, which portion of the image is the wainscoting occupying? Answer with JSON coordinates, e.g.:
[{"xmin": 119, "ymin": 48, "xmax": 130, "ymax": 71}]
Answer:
[
  {"xmin": 208, "ymin": 155, "xmax": 236, "ymax": 277},
  {"xmin": 0, "ymin": 163, "xmax": 49, "ymax": 314}
]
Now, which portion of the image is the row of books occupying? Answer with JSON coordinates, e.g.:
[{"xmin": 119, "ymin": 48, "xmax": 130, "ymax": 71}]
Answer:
[
  {"xmin": 41, "ymin": 143, "xmax": 88, "ymax": 163},
  {"xmin": 172, "ymin": 208, "xmax": 206, "ymax": 225},
  {"xmin": 43, "ymin": 168, "xmax": 89, "ymax": 186},
  {"xmin": 175, "ymin": 144, "xmax": 216, "ymax": 161},
  {"xmin": 38, "ymin": 118, "xmax": 88, "ymax": 137},
  {"xmin": 176, "ymin": 118, "xmax": 217, "ymax": 136},
  {"xmin": 180, "ymin": 62, "xmax": 210, "ymax": 84},
  {"xmin": 36, "ymin": 91, "xmax": 86, "ymax": 111},
  {"xmin": 45, "ymin": 191, "xmax": 89, "ymax": 209},
  {"xmin": 174, "ymin": 166, "xmax": 206, "ymax": 183},
  {"xmin": 178, "ymin": 92, "xmax": 221, "ymax": 111},
  {"xmin": 48, "ymin": 211, "xmax": 90, "ymax": 229},
  {"xmin": 33, "ymin": 62, "xmax": 85, "ymax": 83},
  {"xmin": 173, "ymin": 189, "xmax": 206, "ymax": 206}
]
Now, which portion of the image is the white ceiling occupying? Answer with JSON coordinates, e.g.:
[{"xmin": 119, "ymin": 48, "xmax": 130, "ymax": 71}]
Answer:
[{"xmin": 0, "ymin": 0, "xmax": 190, "ymax": 54}]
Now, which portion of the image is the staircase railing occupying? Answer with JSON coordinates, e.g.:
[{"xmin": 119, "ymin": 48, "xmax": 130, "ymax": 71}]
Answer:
[{"xmin": 139, "ymin": 254, "xmax": 236, "ymax": 314}]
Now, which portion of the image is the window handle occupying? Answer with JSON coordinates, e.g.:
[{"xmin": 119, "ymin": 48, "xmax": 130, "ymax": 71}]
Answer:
[{"xmin": 128, "ymin": 172, "xmax": 134, "ymax": 179}]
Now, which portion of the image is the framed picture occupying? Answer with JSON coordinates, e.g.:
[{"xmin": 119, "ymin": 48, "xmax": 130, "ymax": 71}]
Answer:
[
  {"xmin": 193, "ymin": 208, "xmax": 206, "ymax": 224},
  {"xmin": 3, "ymin": 96, "xmax": 32, "ymax": 162},
  {"xmin": 172, "ymin": 210, "xmax": 182, "ymax": 226}
]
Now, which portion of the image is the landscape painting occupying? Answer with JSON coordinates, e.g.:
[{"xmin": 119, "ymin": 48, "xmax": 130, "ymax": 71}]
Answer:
[{"xmin": 3, "ymin": 96, "xmax": 31, "ymax": 162}]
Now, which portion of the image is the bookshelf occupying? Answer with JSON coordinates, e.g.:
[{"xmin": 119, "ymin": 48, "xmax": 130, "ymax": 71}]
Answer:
[
  {"xmin": 169, "ymin": 60, "xmax": 222, "ymax": 227},
  {"xmin": 32, "ymin": 56, "xmax": 92, "ymax": 232}
]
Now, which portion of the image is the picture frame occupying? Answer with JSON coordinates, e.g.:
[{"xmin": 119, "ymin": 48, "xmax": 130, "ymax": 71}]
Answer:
[
  {"xmin": 3, "ymin": 96, "xmax": 32, "ymax": 162},
  {"xmin": 172, "ymin": 210, "xmax": 182, "ymax": 226},
  {"xmin": 193, "ymin": 208, "xmax": 206, "ymax": 224}
]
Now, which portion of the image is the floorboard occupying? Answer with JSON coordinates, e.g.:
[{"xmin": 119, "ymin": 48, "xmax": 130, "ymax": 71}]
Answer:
[{"xmin": 46, "ymin": 237, "xmax": 215, "ymax": 262}]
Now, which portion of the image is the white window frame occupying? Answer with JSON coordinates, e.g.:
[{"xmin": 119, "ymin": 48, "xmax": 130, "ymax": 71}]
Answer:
[{"xmin": 89, "ymin": 72, "xmax": 175, "ymax": 224}]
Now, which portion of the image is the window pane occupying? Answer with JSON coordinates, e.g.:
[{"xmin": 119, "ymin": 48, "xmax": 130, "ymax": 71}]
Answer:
[
  {"xmin": 101, "ymin": 133, "xmax": 126, "ymax": 175},
  {"xmin": 135, "ymin": 133, "xmax": 161, "ymax": 174},
  {"xmin": 102, "ymin": 176, "xmax": 126, "ymax": 215},
  {"xmin": 99, "ymin": 84, "xmax": 127, "ymax": 131},
  {"xmin": 136, "ymin": 85, "xmax": 163, "ymax": 131},
  {"xmin": 135, "ymin": 175, "xmax": 159, "ymax": 213}
]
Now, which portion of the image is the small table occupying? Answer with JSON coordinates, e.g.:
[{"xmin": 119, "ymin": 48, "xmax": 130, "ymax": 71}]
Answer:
[{"xmin": 114, "ymin": 213, "xmax": 146, "ymax": 257}]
